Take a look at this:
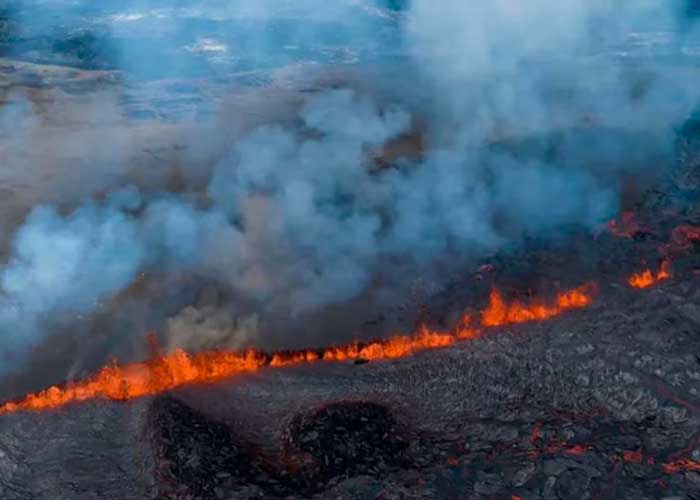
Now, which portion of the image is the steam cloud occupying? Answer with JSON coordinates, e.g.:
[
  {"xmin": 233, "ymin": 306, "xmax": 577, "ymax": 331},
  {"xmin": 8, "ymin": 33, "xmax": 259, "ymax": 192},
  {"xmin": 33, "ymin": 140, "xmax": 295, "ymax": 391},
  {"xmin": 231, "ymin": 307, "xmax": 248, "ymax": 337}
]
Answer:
[{"xmin": 1, "ymin": 0, "xmax": 698, "ymax": 370}]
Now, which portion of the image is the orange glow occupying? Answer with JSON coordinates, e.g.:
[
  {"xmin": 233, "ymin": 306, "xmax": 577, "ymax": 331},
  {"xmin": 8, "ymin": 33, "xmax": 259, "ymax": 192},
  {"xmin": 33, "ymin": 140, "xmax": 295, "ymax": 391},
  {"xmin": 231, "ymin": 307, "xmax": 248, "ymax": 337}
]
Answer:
[
  {"xmin": 622, "ymin": 450, "xmax": 643, "ymax": 463},
  {"xmin": 0, "ymin": 316, "xmax": 478, "ymax": 415},
  {"xmin": 527, "ymin": 438, "xmax": 591, "ymax": 459},
  {"xmin": 322, "ymin": 324, "xmax": 462, "ymax": 362},
  {"xmin": 628, "ymin": 260, "xmax": 671, "ymax": 289},
  {"xmin": 0, "ymin": 284, "xmax": 593, "ymax": 415},
  {"xmin": 0, "ymin": 348, "xmax": 267, "ymax": 414},
  {"xmin": 607, "ymin": 211, "xmax": 646, "ymax": 238},
  {"xmin": 270, "ymin": 351, "xmax": 320, "ymax": 367},
  {"xmin": 663, "ymin": 459, "xmax": 700, "ymax": 474},
  {"xmin": 564, "ymin": 444, "xmax": 590, "ymax": 456},
  {"xmin": 481, "ymin": 285, "xmax": 593, "ymax": 327},
  {"xmin": 659, "ymin": 225, "xmax": 700, "ymax": 256},
  {"xmin": 542, "ymin": 441, "xmax": 587, "ymax": 455}
]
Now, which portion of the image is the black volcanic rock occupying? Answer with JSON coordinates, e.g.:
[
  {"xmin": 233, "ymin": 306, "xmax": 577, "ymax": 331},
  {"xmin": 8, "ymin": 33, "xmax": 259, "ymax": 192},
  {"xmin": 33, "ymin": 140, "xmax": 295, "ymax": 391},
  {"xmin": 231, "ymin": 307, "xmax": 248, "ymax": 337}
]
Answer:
[{"xmin": 287, "ymin": 402, "xmax": 410, "ymax": 481}]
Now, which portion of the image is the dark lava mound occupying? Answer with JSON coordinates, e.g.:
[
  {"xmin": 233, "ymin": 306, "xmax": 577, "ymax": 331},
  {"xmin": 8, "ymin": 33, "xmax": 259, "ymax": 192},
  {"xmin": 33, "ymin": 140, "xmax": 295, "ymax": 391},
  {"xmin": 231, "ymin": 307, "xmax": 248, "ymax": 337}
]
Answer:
[
  {"xmin": 286, "ymin": 401, "xmax": 410, "ymax": 482},
  {"xmin": 148, "ymin": 397, "xmax": 417, "ymax": 499},
  {"xmin": 148, "ymin": 397, "xmax": 282, "ymax": 499}
]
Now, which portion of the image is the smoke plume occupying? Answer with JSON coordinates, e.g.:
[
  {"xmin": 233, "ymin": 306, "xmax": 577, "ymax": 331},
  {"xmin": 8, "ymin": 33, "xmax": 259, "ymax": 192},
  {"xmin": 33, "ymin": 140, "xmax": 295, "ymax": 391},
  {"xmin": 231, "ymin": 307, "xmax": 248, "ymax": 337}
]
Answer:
[{"xmin": 1, "ymin": 0, "xmax": 698, "ymax": 373}]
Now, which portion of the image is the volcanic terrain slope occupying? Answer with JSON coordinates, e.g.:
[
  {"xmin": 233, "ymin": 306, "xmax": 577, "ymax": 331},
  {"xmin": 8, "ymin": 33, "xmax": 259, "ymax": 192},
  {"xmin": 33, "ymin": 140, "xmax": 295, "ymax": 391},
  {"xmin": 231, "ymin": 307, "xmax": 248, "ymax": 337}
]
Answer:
[
  {"xmin": 1, "ymin": 219, "xmax": 700, "ymax": 500},
  {"xmin": 2, "ymin": 49, "xmax": 700, "ymax": 500}
]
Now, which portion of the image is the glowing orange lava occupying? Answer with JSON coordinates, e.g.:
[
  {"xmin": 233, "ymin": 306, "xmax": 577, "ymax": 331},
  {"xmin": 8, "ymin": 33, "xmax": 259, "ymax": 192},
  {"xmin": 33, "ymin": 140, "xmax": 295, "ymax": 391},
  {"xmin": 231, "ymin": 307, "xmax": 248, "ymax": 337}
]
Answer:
[
  {"xmin": 0, "ymin": 349, "xmax": 267, "ymax": 414},
  {"xmin": 628, "ymin": 260, "xmax": 671, "ymax": 289},
  {"xmin": 659, "ymin": 225, "xmax": 700, "ymax": 256},
  {"xmin": 321, "ymin": 321, "xmax": 474, "ymax": 362},
  {"xmin": 607, "ymin": 211, "xmax": 647, "ymax": 239},
  {"xmin": 0, "ymin": 314, "xmax": 479, "ymax": 415},
  {"xmin": 0, "ymin": 284, "xmax": 595, "ymax": 415},
  {"xmin": 481, "ymin": 285, "xmax": 593, "ymax": 327},
  {"xmin": 622, "ymin": 450, "xmax": 643, "ymax": 463},
  {"xmin": 662, "ymin": 459, "xmax": 700, "ymax": 474},
  {"xmin": 563, "ymin": 444, "xmax": 590, "ymax": 456}
]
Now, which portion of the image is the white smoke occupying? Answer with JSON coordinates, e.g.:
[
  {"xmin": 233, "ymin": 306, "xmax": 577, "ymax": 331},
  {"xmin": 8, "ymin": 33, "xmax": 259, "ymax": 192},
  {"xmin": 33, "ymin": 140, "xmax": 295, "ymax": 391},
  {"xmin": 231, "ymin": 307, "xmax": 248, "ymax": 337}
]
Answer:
[{"xmin": 0, "ymin": 0, "xmax": 698, "ymax": 369}]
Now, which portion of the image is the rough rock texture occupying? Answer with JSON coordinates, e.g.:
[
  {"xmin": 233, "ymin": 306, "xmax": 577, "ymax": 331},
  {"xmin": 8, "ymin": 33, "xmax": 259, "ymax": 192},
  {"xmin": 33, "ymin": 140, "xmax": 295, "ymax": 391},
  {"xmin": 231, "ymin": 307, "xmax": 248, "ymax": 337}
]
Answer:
[{"xmin": 0, "ymin": 400, "xmax": 152, "ymax": 500}]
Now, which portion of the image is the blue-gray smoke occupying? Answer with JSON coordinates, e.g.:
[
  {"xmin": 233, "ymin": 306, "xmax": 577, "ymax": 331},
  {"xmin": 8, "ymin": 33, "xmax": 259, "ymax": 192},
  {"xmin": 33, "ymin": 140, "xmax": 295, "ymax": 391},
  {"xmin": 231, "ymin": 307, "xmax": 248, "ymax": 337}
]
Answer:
[{"xmin": 1, "ymin": 0, "xmax": 699, "ymax": 370}]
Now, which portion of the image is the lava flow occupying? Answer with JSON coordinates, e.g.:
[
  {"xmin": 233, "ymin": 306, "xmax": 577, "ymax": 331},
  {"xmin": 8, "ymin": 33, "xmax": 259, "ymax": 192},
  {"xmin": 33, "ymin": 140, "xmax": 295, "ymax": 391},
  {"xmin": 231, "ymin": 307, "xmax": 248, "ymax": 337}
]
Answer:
[
  {"xmin": 0, "ymin": 284, "xmax": 597, "ymax": 415},
  {"xmin": 607, "ymin": 211, "xmax": 648, "ymax": 239},
  {"xmin": 0, "ymin": 321, "xmax": 477, "ymax": 415},
  {"xmin": 628, "ymin": 259, "xmax": 671, "ymax": 289},
  {"xmin": 659, "ymin": 224, "xmax": 700, "ymax": 256},
  {"xmin": 663, "ymin": 459, "xmax": 700, "ymax": 474},
  {"xmin": 0, "ymin": 349, "xmax": 269, "ymax": 414},
  {"xmin": 481, "ymin": 285, "xmax": 594, "ymax": 327}
]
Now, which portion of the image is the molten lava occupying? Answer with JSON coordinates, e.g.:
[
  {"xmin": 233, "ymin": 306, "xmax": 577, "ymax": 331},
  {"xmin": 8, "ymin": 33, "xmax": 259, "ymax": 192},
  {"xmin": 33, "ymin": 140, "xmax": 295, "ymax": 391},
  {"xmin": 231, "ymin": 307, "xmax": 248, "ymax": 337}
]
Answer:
[
  {"xmin": 663, "ymin": 458, "xmax": 700, "ymax": 474},
  {"xmin": 0, "ymin": 313, "xmax": 479, "ymax": 415},
  {"xmin": 628, "ymin": 260, "xmax": 671, "ymax": 289},
  {"xmin": 0, "ymin": 284, "xmax": 597, "ymax": 415},
  {"xmin": 481, "ymin": 285, "xmax": 593, "ymax": 327},
  {"xmin": 607, "ymin": 211, "xmax": 648, "ymax": 239},
  {"xmin": 622, "ymin": 450, "xmax": 644, "ymax": 463},
  {"xmin": 322, "ymin": 325, "xmax": 460, "ymax": 362},
  {"xmin": 659, "ymin": 225, "xmax": 700, "ymax": 256},
  {"xmin": 0, "ymin": 349, "xmax": 268, "ymax": 414}
]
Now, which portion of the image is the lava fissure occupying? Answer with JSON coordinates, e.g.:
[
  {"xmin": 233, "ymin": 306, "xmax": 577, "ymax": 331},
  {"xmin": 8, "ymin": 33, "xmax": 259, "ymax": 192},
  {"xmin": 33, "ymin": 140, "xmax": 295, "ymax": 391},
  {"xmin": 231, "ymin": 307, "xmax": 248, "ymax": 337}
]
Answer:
[
  {"xmin": 0, "ymin": 283, "xmax": 595, "ymax": 415},
  {"xmin": 5, "ymin": 219, "xmax": 695, "ymax": 415},
  {"xmin": 481, "ymin": 284, "xmax": 594, "ymax": 327}
]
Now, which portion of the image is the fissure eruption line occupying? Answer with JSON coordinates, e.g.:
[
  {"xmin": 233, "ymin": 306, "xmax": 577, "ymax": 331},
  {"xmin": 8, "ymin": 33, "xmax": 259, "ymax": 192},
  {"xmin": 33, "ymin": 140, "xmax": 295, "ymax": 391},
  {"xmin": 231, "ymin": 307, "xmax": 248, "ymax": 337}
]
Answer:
[
  {"xmin": 2, "ymin": 220, "xmax": 695, "ymax": 415},
  {"xmin": 2, "ymin": 269, "xmax": 698, "ymax": 474},
  {"xmin": 1, "ymin": 284, "xmax": 595, "ymax": 414}
]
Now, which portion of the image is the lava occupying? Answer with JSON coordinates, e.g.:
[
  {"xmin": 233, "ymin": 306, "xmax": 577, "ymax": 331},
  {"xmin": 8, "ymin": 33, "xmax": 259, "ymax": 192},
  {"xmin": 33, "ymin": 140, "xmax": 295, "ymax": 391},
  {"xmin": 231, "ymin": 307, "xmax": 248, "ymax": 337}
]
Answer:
[
  {"xmin": 0, "ymin": 284, "xmax": 596, "ymax": 415},
  {"xmin": 628, "ymin": 259, "xmax": 671, "ymax": 289},
  {"xmin": 481, "ymin": 284, "xmax": 594, "ymax": 327},
  {"xmin": 322, "ymin": 325, "xmax": 460, "ymax": 362},
  {"xmin": 662, "ymin": 458, "xmax": 700, "ymax": 474},
  {"xmin": 607, "ymin": 211, "xmax": 648, "ymax": 238},
  {"xmin": 527, "ymin": 440, "xmax": 592, "ymax": 459},
  {"xmin": 622, "ymin": 450, "xmax": 644, "ymax": 463},
  {"xmin": 0, "ymin": 313, "xmax": 480, "ymax": 415},
  {"xmin": 0, "ymin": 349, "xmax": 268, "ymax": 414},
  {"xmin": 659, "ymin": 225, "xmax": 700, "ymax": 256},
  {"xmin": 563, "ymin": 443, "xmax": 590, "ymax": 456}
]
